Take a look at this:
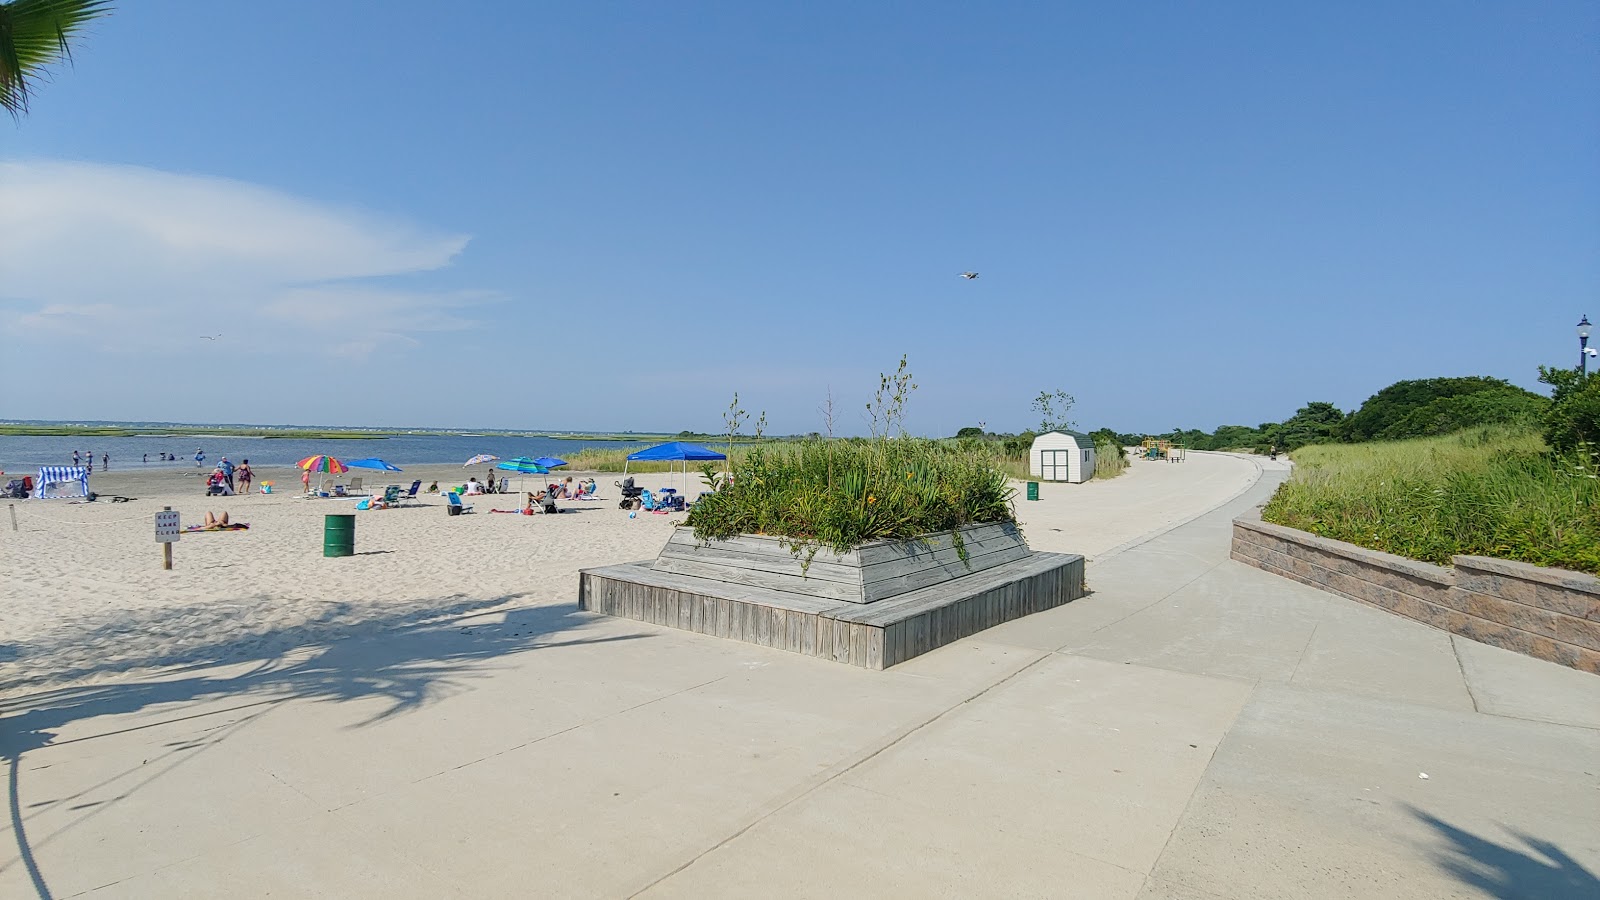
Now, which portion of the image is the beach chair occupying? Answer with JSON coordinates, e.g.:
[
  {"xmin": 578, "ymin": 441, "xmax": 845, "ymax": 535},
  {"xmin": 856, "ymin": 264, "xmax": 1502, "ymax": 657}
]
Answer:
[
  {"xmin": 382, "ymin": 485, "xmax": 402, "ymax": 504},
  {"xmin": 396, "ymin": 480, "xmax": 422, "ymax": 505},
  {"xmin": 446, "ymin": 492, "xmax": 474, "ymax": 516},
  {"xmin": 348, "ymin": 477, "xmax": 365, "ymax": 495}
]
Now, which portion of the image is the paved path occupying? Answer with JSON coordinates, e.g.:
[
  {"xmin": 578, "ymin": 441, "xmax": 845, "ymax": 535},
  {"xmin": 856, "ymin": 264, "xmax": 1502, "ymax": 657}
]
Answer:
[{"xmin": 3, "ymin": 461, "xmax": 1596, "ymax": 898}]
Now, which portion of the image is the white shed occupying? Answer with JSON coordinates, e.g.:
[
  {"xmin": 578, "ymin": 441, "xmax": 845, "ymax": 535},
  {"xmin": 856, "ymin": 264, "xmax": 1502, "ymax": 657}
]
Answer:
[{"xmin": 1029, "ymin": 431, "xmax": 1096, "ymax": 483}]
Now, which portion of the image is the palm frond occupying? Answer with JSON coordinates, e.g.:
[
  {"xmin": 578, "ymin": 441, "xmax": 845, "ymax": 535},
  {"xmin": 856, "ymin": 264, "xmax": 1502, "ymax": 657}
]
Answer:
[{"xmin": 0, "ymin": 0, "xmax": 113, "ymax": 117}]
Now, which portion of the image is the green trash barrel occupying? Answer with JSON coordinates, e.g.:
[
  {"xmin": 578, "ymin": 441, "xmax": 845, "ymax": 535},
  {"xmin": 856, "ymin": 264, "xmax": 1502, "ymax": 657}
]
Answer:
[
  {"xmin": 324, "ymin": 513, "xmax": 355, "ymax": 558},
  {"xmin": 1026, "ymin": 481, "xmax": 1039, "ymax": 501}
]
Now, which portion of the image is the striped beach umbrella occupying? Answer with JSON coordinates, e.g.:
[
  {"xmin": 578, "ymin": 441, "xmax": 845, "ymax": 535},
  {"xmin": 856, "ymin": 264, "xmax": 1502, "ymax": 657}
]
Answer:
[
  {"xmin": 297, "ymin": 455, "xmax": 348, "ymax": 474},
  {"xmin": 495, "ymin": 457, "xmax": 549, "ymax": 494},
  {"xmin": 463, "ymin": 454, "xmax": 499, "ymax": 467},
  {"xmin": 297, "ymin": 455, "xmax": 348, "ymax": 494}
]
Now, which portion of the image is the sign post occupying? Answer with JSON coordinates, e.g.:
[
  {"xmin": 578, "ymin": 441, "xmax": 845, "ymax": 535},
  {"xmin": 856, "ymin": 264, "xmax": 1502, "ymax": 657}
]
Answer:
[{"xmin": 155, "ymin": 506, "xmax": 180, "ymax": 569}]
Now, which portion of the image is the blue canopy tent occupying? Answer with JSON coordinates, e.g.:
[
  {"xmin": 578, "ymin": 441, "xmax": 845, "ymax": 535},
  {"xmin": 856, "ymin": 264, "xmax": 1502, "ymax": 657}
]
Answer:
[{"xmin": 624, "ymin": 442, "xmax": 728, "ymax": 493}]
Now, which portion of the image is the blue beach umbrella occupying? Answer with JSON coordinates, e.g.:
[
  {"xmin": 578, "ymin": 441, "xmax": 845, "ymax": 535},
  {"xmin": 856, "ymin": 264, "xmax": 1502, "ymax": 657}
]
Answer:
[
  {"xmin": 343, "ymin": 457, "xmax": 403, "ymax": 472},
  {"xmin": 532, "ymin": 456, "xmax": 567, "ymax": 469},
  {"xmin": 495, "ymin": 457, "xmax": 550, "ymax": 494}
]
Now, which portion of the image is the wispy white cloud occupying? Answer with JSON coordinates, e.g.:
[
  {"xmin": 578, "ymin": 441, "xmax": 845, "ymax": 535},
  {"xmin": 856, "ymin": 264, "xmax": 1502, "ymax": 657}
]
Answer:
[{"xmin": 0, "ymin": 160, "xmax": 490, "ymax": 357}]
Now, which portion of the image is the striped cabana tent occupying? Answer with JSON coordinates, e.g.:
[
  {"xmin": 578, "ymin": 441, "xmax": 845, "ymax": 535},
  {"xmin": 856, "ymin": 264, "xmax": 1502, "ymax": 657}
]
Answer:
[{"xmin": 36, "ymin": 466, "xmax": 89, "ymax": 499}]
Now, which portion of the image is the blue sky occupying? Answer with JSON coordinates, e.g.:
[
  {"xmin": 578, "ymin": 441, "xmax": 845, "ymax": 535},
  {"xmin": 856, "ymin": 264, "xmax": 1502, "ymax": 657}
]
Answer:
[{"xmin": 1, "ymin": 1, "xmax": 1594, "ymax": 436}]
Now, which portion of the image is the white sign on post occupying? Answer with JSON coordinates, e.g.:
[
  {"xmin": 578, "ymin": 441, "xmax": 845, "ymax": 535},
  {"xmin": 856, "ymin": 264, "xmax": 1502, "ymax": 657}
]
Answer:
[{"xmin": 155, "ymin": 509, "xmax": 181, "ymax": 543}]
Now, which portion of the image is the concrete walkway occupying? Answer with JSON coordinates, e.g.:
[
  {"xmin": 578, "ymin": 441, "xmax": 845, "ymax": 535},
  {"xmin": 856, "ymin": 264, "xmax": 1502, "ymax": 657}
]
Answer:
[{"xmin": 4, "ymin": 463, "xmax": 1597, "ymax": 898}]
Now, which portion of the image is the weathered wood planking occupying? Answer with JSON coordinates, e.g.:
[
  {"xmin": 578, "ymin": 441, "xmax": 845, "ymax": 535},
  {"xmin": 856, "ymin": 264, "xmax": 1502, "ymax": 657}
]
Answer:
[
  {"xmin": 653, "ymin": 522, "xmax": 1032, "ymax": 605},
  {"xmin": 578, "ymin": 552, "xmax": 1085, "ymax": 670}
]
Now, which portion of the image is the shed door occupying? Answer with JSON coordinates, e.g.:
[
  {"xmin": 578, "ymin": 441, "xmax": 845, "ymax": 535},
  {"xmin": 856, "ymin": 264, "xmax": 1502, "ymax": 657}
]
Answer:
[{"xmin": 1041, "ymin": 449, "xmax": 1071, "ymax": 481}]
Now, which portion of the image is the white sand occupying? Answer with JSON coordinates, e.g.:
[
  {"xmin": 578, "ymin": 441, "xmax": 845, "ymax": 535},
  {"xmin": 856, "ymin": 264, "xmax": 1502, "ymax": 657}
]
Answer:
[{"xmin": 0, "ymin": 452, "xmax": 1261, "ymax": 696}]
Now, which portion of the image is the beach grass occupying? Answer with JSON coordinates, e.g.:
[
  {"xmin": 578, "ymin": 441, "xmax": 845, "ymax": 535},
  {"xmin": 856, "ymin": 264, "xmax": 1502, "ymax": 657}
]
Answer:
[
  {"xmin": 1262, "ymin": 426, "xmax": 1600, "ymax": 574},
  {"xmin": 1094, "ymin": 443, "xmax": 1130, "ymax": 479}
]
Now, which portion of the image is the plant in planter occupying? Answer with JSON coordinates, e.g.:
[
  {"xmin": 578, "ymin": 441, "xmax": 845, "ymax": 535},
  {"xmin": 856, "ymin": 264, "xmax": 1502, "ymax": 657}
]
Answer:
[{"xmin": 672, "ymin": 358, "xmax": 1022, "ymax": 600}]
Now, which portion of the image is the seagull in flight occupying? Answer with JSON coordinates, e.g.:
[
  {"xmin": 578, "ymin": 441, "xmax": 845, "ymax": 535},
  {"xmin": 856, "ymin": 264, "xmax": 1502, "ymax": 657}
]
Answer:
[
  {"xmin": 959, "ymin": 272, "xmax": 979, "ymax": 280},
  {"xmin": 201, "ymin": 334, "xmax": 221, "ymax": 341}
]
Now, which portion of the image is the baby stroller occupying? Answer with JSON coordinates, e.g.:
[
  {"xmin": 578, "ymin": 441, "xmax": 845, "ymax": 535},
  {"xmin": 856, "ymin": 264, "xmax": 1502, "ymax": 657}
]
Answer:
[{"xmin": 616, "ymin": 476, "xmax": 643, "ymax": 510}]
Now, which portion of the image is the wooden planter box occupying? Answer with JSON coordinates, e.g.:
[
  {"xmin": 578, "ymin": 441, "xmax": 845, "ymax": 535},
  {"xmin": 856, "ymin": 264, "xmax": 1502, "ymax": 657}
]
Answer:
[{"xmin": 651, "ymin": 521, "xmax": 1030, "ymax": 604}]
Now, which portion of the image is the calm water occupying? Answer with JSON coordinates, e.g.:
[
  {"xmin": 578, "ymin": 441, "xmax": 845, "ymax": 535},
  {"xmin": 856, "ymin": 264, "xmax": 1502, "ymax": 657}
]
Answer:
[{"xmin": 0, "ymin": 434, "xmax": 650, "ymax": 471}]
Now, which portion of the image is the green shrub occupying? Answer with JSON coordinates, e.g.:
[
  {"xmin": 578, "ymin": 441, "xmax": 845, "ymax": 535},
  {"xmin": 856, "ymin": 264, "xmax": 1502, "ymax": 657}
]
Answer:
[
  {"xmin": 1262, "ymin": 427, "xmax": 1600, "ymax": 574},
  {"xmin": 685, "ymin": 437, "xmax": 1017, "ymax": 557},
  {"xmin": 1537, "ymin": 367, "xmax": 1600, "ymax": 455}
]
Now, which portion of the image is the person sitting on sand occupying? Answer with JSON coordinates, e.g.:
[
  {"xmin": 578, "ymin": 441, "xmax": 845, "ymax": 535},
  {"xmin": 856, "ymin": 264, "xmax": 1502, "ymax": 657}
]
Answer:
[
  {"xmin": 464, "ymin": 477, "xmax": 485, "ymax": 496},
  {"xmin": 427, "ymin": 481, "xmax": 439, "ymax": 493}
]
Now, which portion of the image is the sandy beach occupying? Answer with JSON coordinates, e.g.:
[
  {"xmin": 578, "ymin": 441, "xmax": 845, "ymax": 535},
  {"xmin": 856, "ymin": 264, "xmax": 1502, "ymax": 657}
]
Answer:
[{"xmin": 0, "ymin": 452, "xmax": 1260, "ymax": 696}]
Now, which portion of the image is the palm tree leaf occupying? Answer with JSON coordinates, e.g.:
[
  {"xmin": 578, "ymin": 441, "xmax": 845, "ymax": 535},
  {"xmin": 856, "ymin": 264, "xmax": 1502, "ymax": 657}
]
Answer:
[{"xmin": 0, "ymin": 0, "xmax": 113, "ymax": 116}]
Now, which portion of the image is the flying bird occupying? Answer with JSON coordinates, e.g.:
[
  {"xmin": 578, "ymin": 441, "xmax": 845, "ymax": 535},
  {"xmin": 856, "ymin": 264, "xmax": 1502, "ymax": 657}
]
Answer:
[
  {"xmin": 959, "ymin": 272, "xmax": 979, "ymax": 280},
  {"xmin": 201, "ymin": 334, "xmax": 221, "ymax": 341}
]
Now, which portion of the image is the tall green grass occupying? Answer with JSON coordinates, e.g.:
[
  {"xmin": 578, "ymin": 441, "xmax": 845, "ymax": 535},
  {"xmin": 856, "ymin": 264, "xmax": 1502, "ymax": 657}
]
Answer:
[
  {"xmin": 1094, "ymin": 443, "xmax": 1130, "ymax": 479},
  {"xmin": 561, "ymin": 443, "xmax": 772, "ymax": 473},
  {"xmin": 685, "ymin": 438, "xmax": 1016, "ymax": 556},
  {"xmin": 1262, "ymin": 427, "xmax": 1600, "ymax": 574}
]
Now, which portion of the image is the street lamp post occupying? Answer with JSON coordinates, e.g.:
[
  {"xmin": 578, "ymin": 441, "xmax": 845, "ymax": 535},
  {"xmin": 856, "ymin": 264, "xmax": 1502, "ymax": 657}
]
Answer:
[{"xmin": 1581, "ymin": 315, "xmax": 1593, "ymax": 375}]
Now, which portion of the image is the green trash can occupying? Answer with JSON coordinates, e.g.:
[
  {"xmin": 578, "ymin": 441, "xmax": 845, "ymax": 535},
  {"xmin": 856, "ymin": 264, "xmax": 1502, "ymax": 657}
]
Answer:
[
  {"xmin": 324, "ymin": 513, "xmax": 355, "ymax": 558},
  {"xmin": 1026, "ymin": 481, "xmax": 1039, "ymax": 501}
]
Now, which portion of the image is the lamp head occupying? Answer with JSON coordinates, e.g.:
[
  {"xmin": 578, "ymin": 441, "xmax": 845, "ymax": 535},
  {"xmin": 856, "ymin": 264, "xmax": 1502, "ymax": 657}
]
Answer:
[{"xmin": 1580, "ymin": 315, "xmax": 1593, "ymax": 339}]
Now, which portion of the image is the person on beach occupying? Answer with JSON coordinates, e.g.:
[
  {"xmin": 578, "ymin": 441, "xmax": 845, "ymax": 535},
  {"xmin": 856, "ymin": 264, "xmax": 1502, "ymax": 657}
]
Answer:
[
  {"xmin": 464, "ymin": 477, "xmax": 484, "ymax": 496},
  {"xmin": 195, "ymin": 449, "xmax": 205, "ymax": 467},
  {"xmin": 144, "ymin": 453, "xmax": 148, "ymax": 464},
  {"xmin": 427, "ymin": 481, "xmax": 439, "ymax": 493},
  {"xmin": 203, "ymin": 511, "xmax": 231, "ymax": 527},
  {"xmin": 103, "ymin": 453, "xmax": 109, "ymax": 471},
  {"xmin": 73, "ymin": 450, "xmax": 80, "ymax": 466},
  {"xmin": 219, "ymin": 457, "xmax": 235, "ymax": 491},
  {"xmin": 301, "ymin": 468, "xmax": 312, "ymax": 494},
  {"xmin": 237, "ymin": 460, "xmax": 253, "ymax": 493}
]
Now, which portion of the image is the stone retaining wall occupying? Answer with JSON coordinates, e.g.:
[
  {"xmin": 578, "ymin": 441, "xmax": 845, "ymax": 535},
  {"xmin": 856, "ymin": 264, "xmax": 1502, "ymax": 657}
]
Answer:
[{"xmin": 1231, "ymin": 508, "xmax": 1600, "ymax": 674}]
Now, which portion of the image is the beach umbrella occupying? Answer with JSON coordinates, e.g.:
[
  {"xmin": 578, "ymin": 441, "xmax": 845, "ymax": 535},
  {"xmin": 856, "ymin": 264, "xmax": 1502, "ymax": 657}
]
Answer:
[
  {"xmin": 461, "ymin": 453, "xmax": 499, "ymax": 488},
  {"xmin": 532, "ymin": 456, "xmax": 567, "ymax": 470},
  {"xmin": 495, "ymin": 457, "xmax": 550, "ymax": 495},
  {"xmin": 297, "ymin": 455, "xmax": 348, "ymax": 493},
  {"xmin": 297, "ymin": 455, "xmax": 348, "ymax": 473},
  {"xmin": 344, "ymin": 458, "xmax": 403, "ymax": 472}
]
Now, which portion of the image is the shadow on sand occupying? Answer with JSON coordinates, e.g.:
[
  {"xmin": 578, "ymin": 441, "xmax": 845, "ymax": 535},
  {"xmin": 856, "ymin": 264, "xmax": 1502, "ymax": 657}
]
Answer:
[
  {"xmin": 1410, "ymin": 804, "xmax": 1600, "ymax": 899},
  {"xmin": 0, "ymin": 595, "xmax": 650, "ymax": 900}
]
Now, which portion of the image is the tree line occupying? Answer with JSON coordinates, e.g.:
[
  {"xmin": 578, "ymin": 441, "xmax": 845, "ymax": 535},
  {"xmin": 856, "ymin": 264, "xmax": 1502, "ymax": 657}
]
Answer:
[{"xmin": 951, "ymin": 371, "xmax": 1594, "ymax": 457}]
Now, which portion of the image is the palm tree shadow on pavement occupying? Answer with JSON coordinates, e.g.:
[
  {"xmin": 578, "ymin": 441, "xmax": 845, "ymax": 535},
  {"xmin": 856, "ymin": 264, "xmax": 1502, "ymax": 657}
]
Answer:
[
  {"xmin": 1409, "ymin": 804, "xmax": 1600, "ymax": 899},
  {"xmin": 0, "ymin": 595, "xmax": 651, "ymax": 900}
]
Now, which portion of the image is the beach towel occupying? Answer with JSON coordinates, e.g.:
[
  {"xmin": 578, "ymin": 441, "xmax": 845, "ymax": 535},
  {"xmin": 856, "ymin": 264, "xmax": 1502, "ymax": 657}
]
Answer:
[{"xmin": 184, "ymin": 523, "xmax": 250, "ymax": 532}]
